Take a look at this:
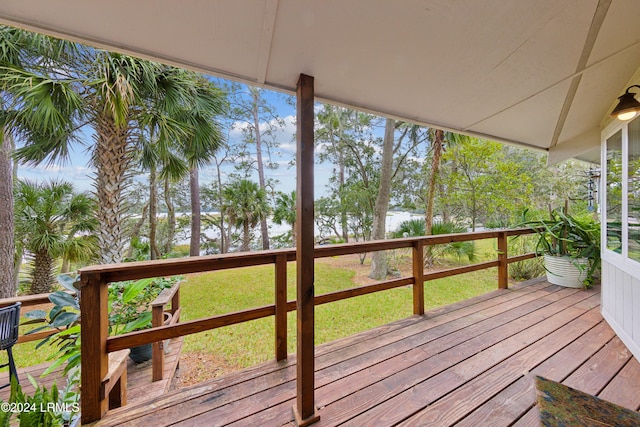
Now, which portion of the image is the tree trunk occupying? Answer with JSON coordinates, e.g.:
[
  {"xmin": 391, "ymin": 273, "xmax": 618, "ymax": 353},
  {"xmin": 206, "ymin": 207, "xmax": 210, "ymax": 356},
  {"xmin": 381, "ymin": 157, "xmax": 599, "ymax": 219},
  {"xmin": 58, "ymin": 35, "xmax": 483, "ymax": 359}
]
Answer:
[
  {"xmin": 60, "ymin": 258, "xmax": 70, "ymax": 274},
  {"xmin": 241, "ymin": 222, "xmax": 251, "ymax": 252},
  {"xmin": 0, "ymin": 130, "xmax": 16, "ymax": 297},
  {"xmin": 252, "ymin": 90, "xmax": 270, "ymax": 250},
  {"xmin": 424, "ymin": 129, "xmax": 444, "ymax": 267},
  {"xmin": 425, "ymin": 129, "xmax": 444, "ymax": 235},
  {"xmin": 29, "ymin": 249, "xmax": 55, "ymax": 294},
  {"xmin": 149, "ymin": 164, "xmax": 159, "ymax": 260},
  {"xmin": 214, "ymin": 156, "xmax": 226, "ymax": 254},
  {"xmin": 164, "ymin": 177, "xmax": 176, "ymax": 255},
  {"xmin": 370, "ymin": 118, "xmax": 395, "ymax": 280},
  {"xmin": 93, "ymin": 115, "xmax": 131, "ymax": 264},
  {"xmin": 189, "ymin": 167, "xmax": 201, "ymax": 256}
]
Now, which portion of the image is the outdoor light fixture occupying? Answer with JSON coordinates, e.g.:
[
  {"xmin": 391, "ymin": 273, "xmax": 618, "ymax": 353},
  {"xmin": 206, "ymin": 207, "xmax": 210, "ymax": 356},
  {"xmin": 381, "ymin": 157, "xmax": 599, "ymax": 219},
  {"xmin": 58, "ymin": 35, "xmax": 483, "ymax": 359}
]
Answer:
[{"xmin": 612, "ymin": 85, "xmax": 640, "ymax": 121}]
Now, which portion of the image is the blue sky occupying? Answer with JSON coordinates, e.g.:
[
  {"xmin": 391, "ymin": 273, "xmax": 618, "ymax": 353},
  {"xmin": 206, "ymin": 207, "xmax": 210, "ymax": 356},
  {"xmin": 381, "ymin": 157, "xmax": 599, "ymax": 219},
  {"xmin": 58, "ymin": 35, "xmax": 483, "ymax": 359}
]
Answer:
[{"xmin": 16, "ymin": 81, "xmax": 337, "ymax": 198}]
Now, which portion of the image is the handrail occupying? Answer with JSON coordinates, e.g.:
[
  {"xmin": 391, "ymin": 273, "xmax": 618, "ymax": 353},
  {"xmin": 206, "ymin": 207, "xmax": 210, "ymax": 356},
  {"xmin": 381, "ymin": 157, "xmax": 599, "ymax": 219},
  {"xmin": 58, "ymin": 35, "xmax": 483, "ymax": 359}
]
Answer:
[
  {"xmin": 0, "ymin": 291, "xmax": 76, "ymax": 344},
  {"xmin": 79, "ymin": 227, "xmax": 538, "ymax": 423}
]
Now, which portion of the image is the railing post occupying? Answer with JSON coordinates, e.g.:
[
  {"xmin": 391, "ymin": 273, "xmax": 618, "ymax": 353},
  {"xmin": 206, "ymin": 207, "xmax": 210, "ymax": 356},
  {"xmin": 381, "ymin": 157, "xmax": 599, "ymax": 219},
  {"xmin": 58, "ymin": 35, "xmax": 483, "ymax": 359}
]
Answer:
[
  {"xmin": 275, "ymin": 254, "xmax": 288, "ymax": 361},
  {"xmin": 293, "ymin": 73, "xmax": 320, "ymax": 426},
  {"xmin": 498, "ymin": 231, "xmax": 509, "ymax": 289},
  {"xmin": 171, "ymin": 287, "xmax": 180, "ymax": 318},
  {"xmin": 413, "ymin": 240, "xmax": 425, "ymax": 315},
  {"xmin": 80, "ymin": 272, "xmax": 109, "ymax": 424},
  {"xmin": 152, "ymin": 305, "xmax": 164, "ymax": 381}
]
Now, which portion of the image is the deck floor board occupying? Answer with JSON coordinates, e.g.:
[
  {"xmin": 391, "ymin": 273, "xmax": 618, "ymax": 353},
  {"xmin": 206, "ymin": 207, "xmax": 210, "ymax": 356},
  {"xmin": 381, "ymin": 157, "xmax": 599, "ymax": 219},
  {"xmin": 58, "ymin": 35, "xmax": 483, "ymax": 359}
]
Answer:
[{"xmin": 94, "ymin": 280, "xmax": 640, "ymax": 426}]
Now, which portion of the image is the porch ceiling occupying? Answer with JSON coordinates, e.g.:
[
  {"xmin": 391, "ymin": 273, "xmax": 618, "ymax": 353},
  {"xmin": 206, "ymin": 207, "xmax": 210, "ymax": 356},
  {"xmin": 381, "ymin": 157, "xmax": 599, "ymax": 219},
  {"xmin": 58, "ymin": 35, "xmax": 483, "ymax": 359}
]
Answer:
[{"xmin": 2, "ymin": 0, "xmax": 640, "ymax": 163}]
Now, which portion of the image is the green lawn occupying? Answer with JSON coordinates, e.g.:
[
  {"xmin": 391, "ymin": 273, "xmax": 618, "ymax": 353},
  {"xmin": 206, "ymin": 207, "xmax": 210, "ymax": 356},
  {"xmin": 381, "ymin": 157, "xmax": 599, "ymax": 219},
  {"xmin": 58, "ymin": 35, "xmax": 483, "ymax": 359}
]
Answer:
[
  {"xmin": 2, "ymin": 238, "xmax": 505, "ymax": 374},
  {"xmin": 0, "ymin": 314, "xmax": 61, "ymax": 374},
  {"xmin": 180, "ymin": 249, "xmax": 499, "ymax": 368}
]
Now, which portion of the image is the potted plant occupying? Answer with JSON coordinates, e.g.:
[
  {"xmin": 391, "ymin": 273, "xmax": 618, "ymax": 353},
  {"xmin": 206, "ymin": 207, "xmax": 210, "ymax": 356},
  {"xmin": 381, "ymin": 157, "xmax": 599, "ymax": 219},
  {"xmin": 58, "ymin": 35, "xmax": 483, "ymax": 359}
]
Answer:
[
  {"xmin": 523, "ymin": 209, "xmax": 601, "ymax": 288},
  {"xmin": 108, "ymin": 277, "xmax": 175, "ymax": 363}
]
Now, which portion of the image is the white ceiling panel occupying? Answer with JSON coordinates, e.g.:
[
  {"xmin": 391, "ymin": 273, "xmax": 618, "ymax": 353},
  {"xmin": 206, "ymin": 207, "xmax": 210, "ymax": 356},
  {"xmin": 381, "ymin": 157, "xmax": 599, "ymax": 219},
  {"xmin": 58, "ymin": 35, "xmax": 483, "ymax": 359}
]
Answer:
[{"xmin": 1, "ymin": 0, "xmax": 640, "ymax": 163}]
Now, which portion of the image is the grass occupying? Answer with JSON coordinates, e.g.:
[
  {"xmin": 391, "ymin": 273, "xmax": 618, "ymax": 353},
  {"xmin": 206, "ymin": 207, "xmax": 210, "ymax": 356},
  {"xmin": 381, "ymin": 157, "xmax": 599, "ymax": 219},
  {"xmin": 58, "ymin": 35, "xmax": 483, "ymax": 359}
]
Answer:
[
  {"xmin": 1, "ymin": 238, "xmax": 505, "ymax": 376},
  {"xmin": 179, "ymin": 240, "xmax": 499, "ymax": 369},
  {"xmin": 0, "ymin": 309, "xmax": 61, "ymax": 374}
]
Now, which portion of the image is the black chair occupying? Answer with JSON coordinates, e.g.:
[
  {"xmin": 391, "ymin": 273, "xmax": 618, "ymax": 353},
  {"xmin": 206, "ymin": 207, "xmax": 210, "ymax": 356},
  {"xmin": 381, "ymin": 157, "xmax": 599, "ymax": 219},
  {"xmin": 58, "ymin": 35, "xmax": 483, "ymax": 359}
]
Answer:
[{"xmin": 0, "ymin": 302, "xmax": 20, "ymax": 389}]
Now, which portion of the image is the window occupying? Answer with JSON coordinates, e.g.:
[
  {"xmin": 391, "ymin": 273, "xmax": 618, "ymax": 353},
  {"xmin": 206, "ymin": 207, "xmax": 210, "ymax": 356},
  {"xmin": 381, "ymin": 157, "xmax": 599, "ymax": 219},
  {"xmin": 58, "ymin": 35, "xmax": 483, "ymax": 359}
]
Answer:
[
  {"xmin": 606, "ymin": 130, "xmax": 622, "ymax": 253},
  {"xmin": 629, "ymin": 118, "xmax": 640, "ymax": 261},
  {"xmin": 604, "ymin": 116, "xmax": 640, "ymax": 267}
]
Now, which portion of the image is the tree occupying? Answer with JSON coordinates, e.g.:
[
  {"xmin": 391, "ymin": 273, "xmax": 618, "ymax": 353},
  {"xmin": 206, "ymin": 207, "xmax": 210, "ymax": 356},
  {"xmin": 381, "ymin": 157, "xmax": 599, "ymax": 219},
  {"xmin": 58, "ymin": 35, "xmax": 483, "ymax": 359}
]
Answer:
[
  {"xmin": 0, "ymin": 27, "xmax": 81, "ymax": 297},
  {"xmin": 1, "ymin": 133, "xmax": 15, "ymax": 296},
  {"xmin": 14, "ymin": 180, "xmax": 97, "ymax": 294},
  {"xmin": 273, "ymin": 190, "xmax": 296, "ymax": 244},
  {"xmin": 425, "ymin": 129, "xmax": 445, "ymax": 236},
  {"xmin": 137, "ymin": 70, "xmax": 227, "ymax": 258},
  {"xmin": 7, "ymin": 37, "xmax": 224, "ymax": 264},
  {"xmin": 222, "ymin": 179, "xmax": 270, "ymax": 252},
  {"xmin": 439, "ymin": 138, "xmax": 543, "ymax": 229},
  {"xmin": 227, "ymin": 85, "xmax": 285, "ymax": 250},
  {"xmin": 316, "ymin": 106, "xmax": 377, "ymax": 242},
  {"xmin": 369, "ymin": 118, "xmax": 396, "ymax": 279}
]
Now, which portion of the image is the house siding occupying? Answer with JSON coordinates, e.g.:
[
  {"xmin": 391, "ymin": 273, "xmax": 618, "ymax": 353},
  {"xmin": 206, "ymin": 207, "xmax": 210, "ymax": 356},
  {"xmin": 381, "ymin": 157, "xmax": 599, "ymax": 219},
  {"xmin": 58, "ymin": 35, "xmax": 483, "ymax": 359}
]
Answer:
[{"xmin": 601, "ymin": 259, "xmax": 640, "ymax": 360}]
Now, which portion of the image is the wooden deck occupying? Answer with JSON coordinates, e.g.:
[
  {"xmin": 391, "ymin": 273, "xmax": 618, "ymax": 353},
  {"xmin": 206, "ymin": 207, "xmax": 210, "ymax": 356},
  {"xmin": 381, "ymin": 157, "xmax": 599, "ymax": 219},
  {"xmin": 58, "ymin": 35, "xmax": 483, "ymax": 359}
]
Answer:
[
  {"xmin": 0, "ymin": 336, "xmax": 183, "ymax": 407},
  {"xmin": 96, "ymin": 278, "xmax": 640, "ymax": 426}
]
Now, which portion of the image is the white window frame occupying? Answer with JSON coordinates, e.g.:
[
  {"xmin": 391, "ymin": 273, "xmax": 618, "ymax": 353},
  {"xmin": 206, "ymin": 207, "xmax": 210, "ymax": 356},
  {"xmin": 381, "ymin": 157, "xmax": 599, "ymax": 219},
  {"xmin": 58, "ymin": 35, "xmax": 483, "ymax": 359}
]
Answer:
[{"xmin": 602, "ymin": 119, "xmax": 640, "ymax": 278}]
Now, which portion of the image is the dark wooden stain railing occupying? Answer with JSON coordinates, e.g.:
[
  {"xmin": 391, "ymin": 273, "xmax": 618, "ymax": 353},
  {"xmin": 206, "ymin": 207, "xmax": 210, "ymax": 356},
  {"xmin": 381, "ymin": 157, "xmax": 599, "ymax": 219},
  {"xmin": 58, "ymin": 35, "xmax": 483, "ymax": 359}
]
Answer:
[{"xmin": 76, "ymin": 228, "xmax": 536, "ymax": 423}]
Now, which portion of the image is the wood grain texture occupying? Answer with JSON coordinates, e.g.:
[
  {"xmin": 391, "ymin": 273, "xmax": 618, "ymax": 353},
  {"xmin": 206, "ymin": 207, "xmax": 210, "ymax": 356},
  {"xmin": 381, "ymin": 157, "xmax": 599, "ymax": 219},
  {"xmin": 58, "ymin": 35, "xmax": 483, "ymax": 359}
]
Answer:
[
  {"xmin": 92, "ymin": 281, "xmax": 640, "ymax": 427},
  {"xmin": 294, "ymin": 73, "xmax": 319, "ymax": 425}
]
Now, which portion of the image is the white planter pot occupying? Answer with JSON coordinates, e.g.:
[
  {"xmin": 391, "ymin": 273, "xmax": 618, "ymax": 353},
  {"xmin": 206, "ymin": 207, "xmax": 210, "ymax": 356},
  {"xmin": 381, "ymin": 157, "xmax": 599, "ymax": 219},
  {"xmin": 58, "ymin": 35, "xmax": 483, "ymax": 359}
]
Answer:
[{"xmin": 543, "ymin": 254, "xmax": 589, "ymax": 288}]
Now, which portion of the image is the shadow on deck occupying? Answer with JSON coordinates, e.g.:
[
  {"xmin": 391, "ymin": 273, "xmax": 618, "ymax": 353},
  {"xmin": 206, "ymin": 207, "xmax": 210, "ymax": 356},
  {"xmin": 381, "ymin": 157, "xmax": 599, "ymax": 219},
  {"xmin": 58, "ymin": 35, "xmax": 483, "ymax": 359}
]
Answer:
[
  {"xmin": 95, "ymin": 279, "xmax": 640, "ymax": 425},
  {"xmin": 0, "ymin": 336, "xmax": 183, "ymax": 408}
]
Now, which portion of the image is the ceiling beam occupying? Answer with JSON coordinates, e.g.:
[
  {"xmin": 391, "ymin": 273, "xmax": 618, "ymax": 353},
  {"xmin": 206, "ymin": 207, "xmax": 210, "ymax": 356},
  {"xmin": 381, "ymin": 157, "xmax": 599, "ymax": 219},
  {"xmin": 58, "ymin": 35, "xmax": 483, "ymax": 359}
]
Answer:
[
  {"xmin": 255, "ymin": 0, "xmax": 279, "ymax": 84},
  {"xmin": 547, "ymin": 127, "xmax": 601, "ymax": 165},
  {"xmin": 549, "ymin": 0, "xmax": 611, "ymax": 148}
]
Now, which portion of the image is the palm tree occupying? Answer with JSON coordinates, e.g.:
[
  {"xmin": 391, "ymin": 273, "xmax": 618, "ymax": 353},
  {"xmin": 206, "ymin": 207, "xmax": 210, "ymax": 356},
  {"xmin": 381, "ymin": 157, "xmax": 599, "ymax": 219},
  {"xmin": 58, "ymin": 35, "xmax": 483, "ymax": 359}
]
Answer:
[
  {"xmin": 5, "ymin": 35, "xmax": 226, "ymax": 265},
  {"xmin": 0, "ymin": 27, "xmax": 81, "ymax": 296},
  {"xmin": 392, "ymin": 219, "xmax": 475, "ymax": 267},
  {"xmin": 14, "ymin": 180, "xmax": 98, "ymax": 294},
  {"xmin": 273, "ymin": 191, "xmax": 296, "ymax": 244},
  {"xmin": 138, "ymin": 69, "xmax": 226, "ymax": 258},
  {"xmin": 222, "ymin": 179, "xmax": 270, "ymax": 252}
]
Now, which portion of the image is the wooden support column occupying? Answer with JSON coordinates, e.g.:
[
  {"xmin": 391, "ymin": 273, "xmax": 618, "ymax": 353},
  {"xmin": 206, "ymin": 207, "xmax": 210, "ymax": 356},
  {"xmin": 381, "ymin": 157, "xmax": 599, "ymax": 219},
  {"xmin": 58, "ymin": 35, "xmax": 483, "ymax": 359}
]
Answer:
[
  {"xmin": 412, "ymin": 240, "xmax": 425, "ymax": 315},
  {"xmin": 275, "ymin": 253, "xmax": 288, "ymax": 361},
  {"xmin": 293, "ymin": 74, "xmax": 320, "ymax": 426},
  {"xmin": 497, "ymin": 231, "xmax": 509, "ymax": 289},
  {"xmin": 80, "ymin": 272, "xmax": 109, "ymax": 424}
]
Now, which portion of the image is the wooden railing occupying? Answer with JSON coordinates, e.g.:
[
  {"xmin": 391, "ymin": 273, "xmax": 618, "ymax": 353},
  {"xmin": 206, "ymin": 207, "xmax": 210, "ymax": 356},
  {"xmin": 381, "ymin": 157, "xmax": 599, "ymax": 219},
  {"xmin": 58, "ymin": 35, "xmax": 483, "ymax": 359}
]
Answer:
[
  {"xmin": 0, "ymin": 283, "xmax": 180, "ymax": 383},
  {"xmin": 78, "ymin": 228, "xmax": 537, "ymax": 423},
  {"xmin": 0, "ymin": 292, "xmax": 74, "ymax": 344},
  {"xmin": 150, "ymin": 281, "xmax": 181, "ymax": 381}
]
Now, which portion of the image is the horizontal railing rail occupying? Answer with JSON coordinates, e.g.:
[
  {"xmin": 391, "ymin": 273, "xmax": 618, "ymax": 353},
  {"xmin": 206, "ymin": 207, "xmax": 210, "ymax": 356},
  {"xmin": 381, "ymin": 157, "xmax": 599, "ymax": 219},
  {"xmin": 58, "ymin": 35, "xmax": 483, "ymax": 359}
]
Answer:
[
  {"xmin": 79, "ymin": 227, "xmax": 538, "ymax": 423},
  {"xmin": 0, "ymin": 291, "xmax": 76, "ymax": 344}
]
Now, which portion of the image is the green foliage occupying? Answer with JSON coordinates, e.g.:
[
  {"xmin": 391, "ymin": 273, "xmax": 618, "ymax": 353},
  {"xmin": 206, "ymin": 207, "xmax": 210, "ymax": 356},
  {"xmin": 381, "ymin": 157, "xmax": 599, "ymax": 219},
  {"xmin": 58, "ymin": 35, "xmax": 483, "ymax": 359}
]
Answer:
[
  {"xmin": 521, "ymin": 209, "xmax": 601, "ymax": 286},
  {"xmin": 108, "ymin": 276, "xmax": 179, "ymax": 335},
  {"xmin": 507, "ymin": 235, "xmax": 545, "ymax": 281},
  {"xmin": 23, "ymin": 275, "xmax": 80, "ymax": 377},
  {"xmin": 272, "ymin": 191, "xmax": 296, "ymax": 243},
  {"xmin": 222, "ymin": 179, "xmax": 270, "ymax": 251},
  {"xmin": 124, "ymin": 237, "xmax": 151, "ymax": 262},
  {"xmin": 0, "ymin": 372, "xmax": 79, "ymax": 426},
  {"xmin": 391, "ymin": 219, "xmax": 476, "ymax": 265},
  {"xmin": 14, "ymin": 180, "xmax": 98, "ymax": 293}
]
